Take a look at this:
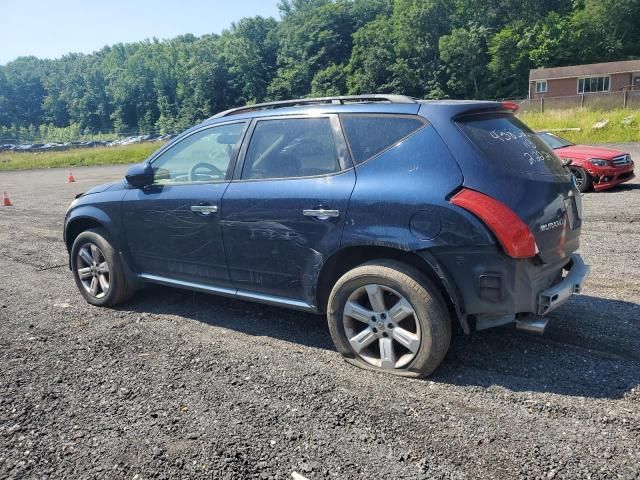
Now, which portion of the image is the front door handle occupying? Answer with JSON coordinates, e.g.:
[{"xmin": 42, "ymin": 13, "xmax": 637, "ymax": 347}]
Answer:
[
  {"xmin": 303, "ymin": 208, "xmax": 340, "ymax": 220},
  {"xmin": 190, "ymin": 205, "xmax": 218, "ymax": 215}
]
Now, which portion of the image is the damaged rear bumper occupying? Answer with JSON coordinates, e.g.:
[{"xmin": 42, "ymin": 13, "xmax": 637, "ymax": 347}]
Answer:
[
  {"xmin": 424, "ymin": 247, "xmax": 590, "ymax": 332},
  {"xmin": 536, "ymin": 254, "xmax": 589, "ymax": 316}
]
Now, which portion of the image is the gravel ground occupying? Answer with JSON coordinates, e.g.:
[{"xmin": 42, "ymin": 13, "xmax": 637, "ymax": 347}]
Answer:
[{"xmin": 1, "ymin": 147, "xmax": 639, "ymax": 479}]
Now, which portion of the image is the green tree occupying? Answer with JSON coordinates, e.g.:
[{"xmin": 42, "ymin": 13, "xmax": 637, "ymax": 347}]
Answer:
[
  {"xmin": 488, "ymin": 12, "xmax": 575, "ymax": 98},
  {"xmin": 220, "ymin": 16, "xmax": 279, "ymax": 105},
  {"xmin": 311, "ymin": 63, "xmax": 348, "ymax": 95},
  {"xmin": 347, "ymin": 16, "xmax": 396, "ymax": 94},
  {"xmin": 347, "ymin": 0, "xmax": 451, "ymax": 98},
  {"xmin": 439, "ymin": 25, "xmax": 489, "ymax": 98},
  {"xmin": 570, "ymin": 0, "xmax": 640, "ymax": 62},
  {"xmin": 1, "ymin": 0, "xmax": 639, "ymax": 134},
  {"xmin": 0, "ymin": 68, "xmax": 14, "ymax": 127},
  {"xmin": 2, "ymin": 57, "xmax": 47, "ymax": 127},
  {"xmin": 269, "ymin": 0, "xmax": 390, "ymax": 98}
]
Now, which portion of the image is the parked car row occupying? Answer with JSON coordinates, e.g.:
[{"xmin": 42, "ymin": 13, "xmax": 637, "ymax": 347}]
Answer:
[
  {"xmin": 107, "ymin": 133, "xmax": 176, "ymax": 147},
  {"xmin": 1, "ymin": 141, "xmax": 109, "ymax": 152},
  {"xmin": 0, "ymin": 134, "xmax": 175, "ymax": 153}
]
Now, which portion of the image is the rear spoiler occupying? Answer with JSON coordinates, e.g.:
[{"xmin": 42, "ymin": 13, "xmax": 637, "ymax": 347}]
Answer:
[{"xmin": 418, "ymin": 100, "xmax": 519, "ymax": 121}]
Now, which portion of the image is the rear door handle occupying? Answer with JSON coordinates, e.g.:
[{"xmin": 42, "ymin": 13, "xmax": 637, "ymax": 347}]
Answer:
[
  {"xmin": 190, "ymin": 205, "xmax": 218, "ymax": 215},
  {"xmin": 303, "ymin": 209, "xmax": 340, "ymax": 220}
]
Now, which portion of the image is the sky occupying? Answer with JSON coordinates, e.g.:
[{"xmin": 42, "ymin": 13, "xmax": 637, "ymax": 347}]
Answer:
[{"xmin": 0, "ymin": 0, "xmax": 281, "ymax": 65}]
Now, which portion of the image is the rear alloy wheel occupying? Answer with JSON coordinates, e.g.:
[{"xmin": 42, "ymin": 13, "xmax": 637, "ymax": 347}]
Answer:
[
  {"xmin": 570, "ymin": 166, "xmax": 592, "ymax": 193},
  {"xmin": 327, "ymin": 260, "xmax": 451, "ymax": 378},
  {"xmin": 343, "ymin": 284, "xmax": 421, "ymax": 369},
  {"xmin": 71, "ymin": 228, "xmax": 136, "ymax": 306}
]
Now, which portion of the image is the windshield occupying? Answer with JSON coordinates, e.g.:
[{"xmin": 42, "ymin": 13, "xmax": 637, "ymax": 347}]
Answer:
[
  {"xmin": 457, "ymin": 114, "xmax": 567, "ymax": 176},
  {"xmin": 536, "ymin": 132, "xmax": 574, "ymax": 150}
]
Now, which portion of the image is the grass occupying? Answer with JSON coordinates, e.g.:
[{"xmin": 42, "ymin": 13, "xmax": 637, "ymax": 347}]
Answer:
[
  {"xmin": 518, "ymin": 108, "xmax": 640, "ymax": 144},
  {"xmin": 0, "ymin": 142, "xmax": 163, "ymax": 171}
]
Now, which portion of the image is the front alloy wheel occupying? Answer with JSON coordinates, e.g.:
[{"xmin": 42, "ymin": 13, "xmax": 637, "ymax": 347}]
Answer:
[
  {"xmin": 70, "ymin": 228, "xmax": 136, "ymax": 306},
  {"xmin": 570, "ymin": 167, "xmax": 592, "ymax": 193},
  {"xmin": 76, "ymin": 243, "xmax": 110, "ymax": 298}
]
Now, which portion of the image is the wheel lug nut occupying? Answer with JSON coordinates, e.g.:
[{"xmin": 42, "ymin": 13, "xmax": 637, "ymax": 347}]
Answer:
[
  {"xmin": 382, "ymin": 332, "xmax": 389, "ymax": 338},
  {"xmin": 381, "ymin": 313, "xmax": 387, "ymax": 319},
  {"xmin": 372, "ymin": 327, "xmax": 378, "ymax": 333},
  {"xmin": 371, "ymin": 316, "xmax": 376, "ymax": 321},
  {"xmin": 387, "ymin": 323, "xmax": 393, "ymax": 329}
]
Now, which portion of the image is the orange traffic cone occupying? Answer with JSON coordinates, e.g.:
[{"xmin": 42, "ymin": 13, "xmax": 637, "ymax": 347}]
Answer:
[
  {"xmin": 67, "ymin": 169, "xmax": 76, "ymax": 183},
  {"xmin": 2, "ymin": 191, "xmax": 12, "ymax": 206}
]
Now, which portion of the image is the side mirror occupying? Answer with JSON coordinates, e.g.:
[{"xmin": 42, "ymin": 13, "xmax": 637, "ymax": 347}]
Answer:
[{"xmin": 125, "ymin": 163, "xmax": 153, "ymax": 188}]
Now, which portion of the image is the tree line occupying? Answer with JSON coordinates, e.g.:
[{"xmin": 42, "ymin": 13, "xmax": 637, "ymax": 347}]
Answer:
[{"xmin": 0, "ymin": 0, "xmax": 638, "ymax": 136}]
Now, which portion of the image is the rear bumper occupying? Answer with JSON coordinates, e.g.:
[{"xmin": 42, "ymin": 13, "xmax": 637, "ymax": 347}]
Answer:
[
  {"xmin": 424, "ymin": 247, "xmax": 589, "ymax": 330},
  {"xmin": 536, "ymin": 254, "xmax": 589, "ymax": 315}
]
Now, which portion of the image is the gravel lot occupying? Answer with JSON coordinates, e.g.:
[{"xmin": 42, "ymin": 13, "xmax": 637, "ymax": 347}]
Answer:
[{"xmin": 1, "ymin": 146, "xmax": 639, "ymax": 479}]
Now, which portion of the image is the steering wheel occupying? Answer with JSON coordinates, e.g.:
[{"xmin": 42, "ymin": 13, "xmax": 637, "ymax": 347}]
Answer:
[{"xmin": 189, "ymin": 162, "xmax": 224, "ymax": 182}]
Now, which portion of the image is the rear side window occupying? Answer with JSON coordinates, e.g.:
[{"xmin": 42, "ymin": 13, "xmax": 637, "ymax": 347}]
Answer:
[
  {"xmin": 457, "ymin": 115, "xmax": 566, "ymax": 175},
  {"xmin": 340, "ymin": 115, "xmax": 425, "ymax": 164},
  {"xmin": 242, "ymin": 118, "xmax": 340, "ymax": 180}
]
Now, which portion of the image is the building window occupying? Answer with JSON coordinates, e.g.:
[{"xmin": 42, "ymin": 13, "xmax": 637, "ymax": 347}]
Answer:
[
  {"xmin": 535, "ymin": 80, "xmax": 547, "ymax": 94},
  {"xmin": 577, "ymin": 76, "xmax": 611, "ymax": 94}
]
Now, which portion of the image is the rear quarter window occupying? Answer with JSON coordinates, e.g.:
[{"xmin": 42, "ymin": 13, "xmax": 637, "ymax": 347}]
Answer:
[
  {"xmin": 340, "ymin": 114, "xmax": 426, "ymax": 164},
  {"xmin": 457, "ymin": 115, "xmax": 567, "ymax": 176}
]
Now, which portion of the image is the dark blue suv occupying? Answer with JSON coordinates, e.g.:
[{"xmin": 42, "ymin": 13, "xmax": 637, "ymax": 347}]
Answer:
[{"xmin": 64, "ymin": 95, "xmax": 589, "ymax": 377}]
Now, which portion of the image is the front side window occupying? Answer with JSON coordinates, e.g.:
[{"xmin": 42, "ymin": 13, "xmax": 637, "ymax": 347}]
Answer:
[
  {"xmin": 535, "ymin": 80, "xmax": 547, "ymax": 93},
  {"xmin": 242, "ymin": 118, "xmax": 340, "ymax": 180},
  {"xmin": 151, "ymin": 122, "xmax": 246, "ymax": 184},
  {"xmin": 340, "ymin": 114, "xmax": 426, "ymax": 164},
  {"xmin": 577, "ymin": 76, "xmax": 610, "ymax": 94}
]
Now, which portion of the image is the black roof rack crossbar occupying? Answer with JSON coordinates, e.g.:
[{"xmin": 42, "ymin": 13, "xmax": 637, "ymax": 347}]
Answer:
[{"xmin": 210, "ymin": 94, "xmax": 417, "ymax": 119}]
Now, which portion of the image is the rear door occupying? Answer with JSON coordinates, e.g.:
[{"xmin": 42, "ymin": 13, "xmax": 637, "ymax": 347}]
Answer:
[
  {"xmin": 453, "ymin": 113, "xmax": 581, "ymax": 264},
  {"xmin": 220, "ymin": 115, "xmax": 355, "ymax": 306}
]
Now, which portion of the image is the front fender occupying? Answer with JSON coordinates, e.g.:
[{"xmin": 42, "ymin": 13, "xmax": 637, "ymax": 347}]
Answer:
[
  {"xmin": 64, "ymin": 201, "xmax": 142, "ymax": 289},
  {"xmin": 65, "ymin": 206, "xmax": 118, "ymax": 247},
  {"xmin": 63, "ymin": 184, "xmax": 128, "ymax": 253}
]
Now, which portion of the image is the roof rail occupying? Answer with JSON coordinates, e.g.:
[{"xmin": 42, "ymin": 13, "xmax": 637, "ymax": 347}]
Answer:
[{"xmin": 210, "ymin": 94, "xmax": 417, "ymax": 119}]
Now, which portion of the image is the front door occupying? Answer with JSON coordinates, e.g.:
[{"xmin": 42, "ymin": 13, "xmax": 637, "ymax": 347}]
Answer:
[
  {"xmin": 221, "ymin": 115, "xmax": 355, "ymax": 306},
  {"xmin": 122, "ymin": 121, "xmax": 247, "ymax": 286}
]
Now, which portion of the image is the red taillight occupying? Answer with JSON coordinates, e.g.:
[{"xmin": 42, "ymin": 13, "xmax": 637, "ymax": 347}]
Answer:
[
  {"xmin": 501, "ymin": 101, "xmax": 519, "ymax": 112},
  {"xmin": 450, "ymin": 188, "xmax": 538, "ymax": 258}
]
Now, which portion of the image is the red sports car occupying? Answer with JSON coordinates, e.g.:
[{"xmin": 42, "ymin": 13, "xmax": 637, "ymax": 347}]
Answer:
[{"xmin": 537, "ymin": 132, "xmax": 635, "ymax": 192}]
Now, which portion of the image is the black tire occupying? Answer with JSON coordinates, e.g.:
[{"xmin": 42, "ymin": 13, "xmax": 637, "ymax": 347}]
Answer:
[
  {"xmin": 70, "ymin": 228, "xmax": 136, "ymax": 307},
  {"xmin": 327, "ymin": 260, "xmax": 451, "ymax": 378},
  {"xmin": 570, "ymin": 166, "xmax": 592, "ymax": 193}
]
